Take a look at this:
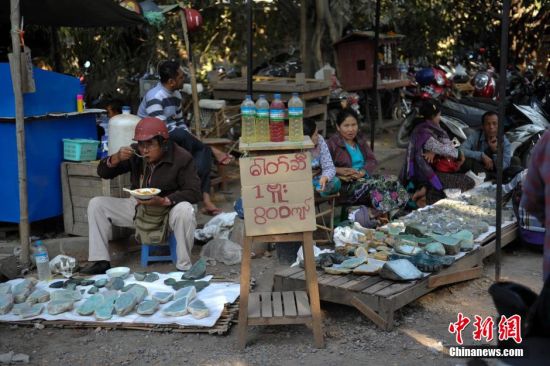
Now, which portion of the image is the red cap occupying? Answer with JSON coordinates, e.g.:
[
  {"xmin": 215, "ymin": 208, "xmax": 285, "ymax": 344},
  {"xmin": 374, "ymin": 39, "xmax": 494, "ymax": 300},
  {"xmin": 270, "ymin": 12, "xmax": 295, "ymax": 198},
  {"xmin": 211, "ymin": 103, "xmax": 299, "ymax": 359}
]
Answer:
[{"xmin": 133, "ymin": 117, "xmax": 169, "ymax": 141}]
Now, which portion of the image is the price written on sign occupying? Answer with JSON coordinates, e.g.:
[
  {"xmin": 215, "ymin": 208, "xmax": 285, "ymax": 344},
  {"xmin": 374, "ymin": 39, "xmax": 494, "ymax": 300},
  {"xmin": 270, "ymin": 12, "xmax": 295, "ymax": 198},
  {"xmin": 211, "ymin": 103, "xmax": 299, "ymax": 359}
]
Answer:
[{"xmin": 240, "ymin": 152, "xmax": 316, "ymax": 236}]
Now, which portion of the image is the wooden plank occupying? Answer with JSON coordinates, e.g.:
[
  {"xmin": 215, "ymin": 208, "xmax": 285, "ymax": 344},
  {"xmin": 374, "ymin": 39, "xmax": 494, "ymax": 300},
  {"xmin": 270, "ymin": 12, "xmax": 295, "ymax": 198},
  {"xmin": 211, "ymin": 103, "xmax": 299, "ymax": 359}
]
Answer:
[
  {"xmin": 272, "ymin": 292, "xmax": 283, "ymax": 317},
  {"xmin": 362, "ymin": 280, "xmax": 394, "ymax": 295},
  {"xmin": 375, "ymin": 281, "xmax": 417, "ymax": 298},
  {"xmin": 480, "ymin": 225, "xmax": 517, "ymax": 258},
  {"xmin": 275, "ymin": 266, "xmax": 305, "ymax": 278},
  {"xmin": 318, "ymin": 274, "xmax": 341, "ymax": 285},
  {"xmin": 248, "ymin": 292, "xmax": 261, "ymax": 318},
  {"xmin": 260, "ymin": 292, "xmax": 273, "ymax": 318},
  {"xmin": 282, "ymin": 291, "xmax": 297, "ymax": 317},
  {"xmin": 294, "ymin": 291, "xmax": 311, "ymax": 316},
  {"xmin": 251, "ymin": 232, "xmax": 308, "ymax": 244},
  {"xmin": 303, "ymin": 103, "xmax": 327, "ymax": 118},
  {"xmin": 72, "ymin": 222, "xmax": 89, "ymax": 237},
  {"xmin": 428, "ymin": 266, "xmax": 483, "ymax": 289},
  {"xmin": 61, "ymin": 163, "xmax": 74, "ymax": 235},
  {"xmin": 348, "ymin": 276, "xmax": 383, "ymax": 292},
  {"xmin": 301, "ymin": 231, "xmax": 324, "ymax": 348},
  {"xmin": 325, "ymin": 275, "xmax": 355, "ymax": 288},
  {"xmin": 239, "ymin": 136, "xmax": 314, "ymax": 152},
  {"xmin": 72, "ymin": 207, "xmax": 88, "ymax": 223},
  {"xmin": 72, "ymin": 196, "xmax": 94, "ymax": 208},
  {"xmin": 340, "ymin": 275, "xmax": 370, "ymax": 289},
  {"xmin": 66, "ymin": 162, "xmax": 98, "ymax": 176},
  {"xmin": 290, "ymin": 270, "xmax": 306, "ymax": 280},
  {"xmin": 238, "ymin": 235, "xmax": 253, "ymax": 349},
  {"xmin": 68, "ymin": 176, "xmax": 103, "ymax": 188},
  {"xmin": 351, "ymin": 296, "xmax": 388, "ymax": 330},
  {"xmin": 247, "ymin": 317, "xmax": 310, "ymax": 326}
]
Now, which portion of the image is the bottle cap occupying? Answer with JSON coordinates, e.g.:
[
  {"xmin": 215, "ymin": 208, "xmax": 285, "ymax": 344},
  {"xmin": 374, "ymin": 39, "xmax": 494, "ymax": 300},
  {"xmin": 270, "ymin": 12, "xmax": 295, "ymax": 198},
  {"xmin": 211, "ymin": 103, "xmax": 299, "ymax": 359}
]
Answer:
[
  {"xmin": 274, "ymin": 93, "xmax": 281, "ymax": 99},
  {"xmin": 292, "ymin": 92, "xmax": 298, "ymax": 97},
  {"xmin": 259, "ymin": 94, "xmax": 265, "ymax": 98},
  {"xmin": 245, "ymin": 95, "xmax": 252, "ymax": 100},
  {"xmin": 122, "ymin": 106, "xmax": 131, "ymax": 114},
  {"xmin": 77, "ymin": 94, "xmax": 83, "ymax": 100}
]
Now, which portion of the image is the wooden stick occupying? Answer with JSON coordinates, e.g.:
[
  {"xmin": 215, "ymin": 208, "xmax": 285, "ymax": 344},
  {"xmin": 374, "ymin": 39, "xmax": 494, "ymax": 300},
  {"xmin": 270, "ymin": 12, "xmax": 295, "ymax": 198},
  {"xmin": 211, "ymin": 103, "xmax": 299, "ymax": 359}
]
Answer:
[
  {"xmin": 9, "ymin": 0, "xmax": 30, "ymax": 267},
  {"xmin": 178, "ymin": 3, "xmax": 202, "ymax": 140}
]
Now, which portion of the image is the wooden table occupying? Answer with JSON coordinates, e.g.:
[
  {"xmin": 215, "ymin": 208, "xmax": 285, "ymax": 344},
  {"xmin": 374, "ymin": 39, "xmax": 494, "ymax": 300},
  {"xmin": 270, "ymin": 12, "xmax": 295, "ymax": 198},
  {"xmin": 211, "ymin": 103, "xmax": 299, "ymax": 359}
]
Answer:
[{"xmin": 274, "ymin": 223, "xmax": 517, "ymax": 330}]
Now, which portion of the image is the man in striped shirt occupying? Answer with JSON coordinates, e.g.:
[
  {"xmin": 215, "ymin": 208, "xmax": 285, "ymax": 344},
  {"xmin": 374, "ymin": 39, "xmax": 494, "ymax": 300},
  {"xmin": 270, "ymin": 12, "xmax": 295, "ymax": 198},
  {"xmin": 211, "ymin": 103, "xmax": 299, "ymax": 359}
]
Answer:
[
  {"xmin": 138, "ymin": 61, "xmax": 229, "ymax": 215},
  {"xmin": 521, "ymin": 130, "xmax": 550, "ymax": 282}
]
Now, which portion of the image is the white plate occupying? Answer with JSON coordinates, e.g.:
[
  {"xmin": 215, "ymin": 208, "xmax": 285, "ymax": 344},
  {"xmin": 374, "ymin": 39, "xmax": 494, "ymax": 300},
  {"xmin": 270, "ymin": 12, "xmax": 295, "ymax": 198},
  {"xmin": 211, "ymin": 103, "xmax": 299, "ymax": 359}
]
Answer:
[
  {"xmin": 106, "ymin": 266, "xmax": 130, "ymax": 279},
  {"xmin": 127, "ymin": 188, "xmax": 161, "ymax": 200}
]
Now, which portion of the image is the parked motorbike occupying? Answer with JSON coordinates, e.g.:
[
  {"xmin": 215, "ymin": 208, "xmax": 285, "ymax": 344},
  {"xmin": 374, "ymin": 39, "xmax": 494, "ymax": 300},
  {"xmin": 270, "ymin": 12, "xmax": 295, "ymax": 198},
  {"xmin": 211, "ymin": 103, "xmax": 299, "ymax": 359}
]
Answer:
[{"xmin": 327, "ymin": 90, "xmax": 362, "ymax": 129}]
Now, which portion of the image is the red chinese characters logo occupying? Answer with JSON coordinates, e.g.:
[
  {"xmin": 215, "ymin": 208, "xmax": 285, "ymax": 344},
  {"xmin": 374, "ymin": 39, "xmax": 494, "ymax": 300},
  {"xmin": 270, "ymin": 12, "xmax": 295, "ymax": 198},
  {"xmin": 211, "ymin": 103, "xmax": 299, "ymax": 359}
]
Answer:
[
  {"xmin": 472, "ymin": 315, "xmax": 494, "ymax": 342},
  {"xmin": 498, "ymin": 315, "xmax": 522, "ymax": 344},
  {"xmin": 448, "ymin": 312, "xmax": 471, "ymax": 345},
  {"xmin": 449, "ymin": 313, "xmax": 522, "ymax": 344}
]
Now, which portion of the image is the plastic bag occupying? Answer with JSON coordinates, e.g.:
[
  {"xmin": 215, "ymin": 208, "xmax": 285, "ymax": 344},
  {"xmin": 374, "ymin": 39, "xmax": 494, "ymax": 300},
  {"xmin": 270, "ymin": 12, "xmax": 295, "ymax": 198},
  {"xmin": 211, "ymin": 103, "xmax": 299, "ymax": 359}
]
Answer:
[
  {"xmin": 49, "ymin": 255, "xmax": 77, "ymax": 278},
  {"xmin": 200, "ymin": 238, "xmax": 242, "ymax": 265}
]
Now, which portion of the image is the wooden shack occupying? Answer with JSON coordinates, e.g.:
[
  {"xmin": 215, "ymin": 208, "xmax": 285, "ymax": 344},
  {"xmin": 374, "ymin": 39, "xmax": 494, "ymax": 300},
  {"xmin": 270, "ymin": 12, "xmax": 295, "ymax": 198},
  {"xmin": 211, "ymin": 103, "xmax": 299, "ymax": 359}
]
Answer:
[{"xmin": 333, "ymin": 31, "xmax": 405, "ymax": 91}]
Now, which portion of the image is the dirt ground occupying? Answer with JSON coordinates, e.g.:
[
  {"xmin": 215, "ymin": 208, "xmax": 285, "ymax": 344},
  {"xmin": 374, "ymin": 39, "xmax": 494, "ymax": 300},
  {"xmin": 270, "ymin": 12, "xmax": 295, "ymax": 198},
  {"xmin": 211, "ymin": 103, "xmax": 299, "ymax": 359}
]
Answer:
[{"xmin": 0, "ymin": 129, "xmax": 545, "ymax": 365}]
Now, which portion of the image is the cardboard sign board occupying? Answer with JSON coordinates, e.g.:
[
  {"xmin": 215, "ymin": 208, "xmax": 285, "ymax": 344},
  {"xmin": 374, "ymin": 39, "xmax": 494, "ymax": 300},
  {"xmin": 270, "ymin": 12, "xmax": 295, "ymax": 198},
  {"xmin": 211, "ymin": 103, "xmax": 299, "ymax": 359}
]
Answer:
[{"xmin": 240, "ymin": 152, "xmax": 316, "ymax": 236}]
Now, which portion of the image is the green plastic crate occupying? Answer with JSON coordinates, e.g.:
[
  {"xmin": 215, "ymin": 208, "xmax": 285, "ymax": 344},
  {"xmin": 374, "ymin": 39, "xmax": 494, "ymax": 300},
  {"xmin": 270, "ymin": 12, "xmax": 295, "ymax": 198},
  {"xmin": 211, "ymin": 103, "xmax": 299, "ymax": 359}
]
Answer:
[{"xmin": 63, "ymin": 138, "xmax": 99, "ymax": 161}]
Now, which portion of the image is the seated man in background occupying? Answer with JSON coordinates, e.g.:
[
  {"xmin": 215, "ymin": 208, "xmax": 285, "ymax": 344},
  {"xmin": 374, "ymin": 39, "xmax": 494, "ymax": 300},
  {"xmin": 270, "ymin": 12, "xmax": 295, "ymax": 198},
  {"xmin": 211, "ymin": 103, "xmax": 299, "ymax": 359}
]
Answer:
[
  {"xmin": 81, "ymin": 117, "xmax": 202, "ymax": 274},
  {"xmin": 460, "ymin": 111, "xmax": 517, "ymax": 179},
  {"xmin": 138, "ymin": 60, "xmax": 233, "ymax": 215}
]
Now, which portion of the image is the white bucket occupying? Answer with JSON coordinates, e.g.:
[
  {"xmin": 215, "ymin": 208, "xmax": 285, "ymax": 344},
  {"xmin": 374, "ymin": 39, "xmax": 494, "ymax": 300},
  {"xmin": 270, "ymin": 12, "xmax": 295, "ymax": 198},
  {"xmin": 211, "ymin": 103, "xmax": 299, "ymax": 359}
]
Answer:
[{"xmin": 108, "ymin": 113, "xmax": 141, "ymax": 154}]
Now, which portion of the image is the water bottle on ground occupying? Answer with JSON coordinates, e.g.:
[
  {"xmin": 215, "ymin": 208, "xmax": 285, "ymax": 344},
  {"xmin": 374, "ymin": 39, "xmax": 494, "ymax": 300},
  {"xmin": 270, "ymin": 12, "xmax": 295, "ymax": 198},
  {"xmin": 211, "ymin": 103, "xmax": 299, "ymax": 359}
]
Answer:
[
  {"xmin": 269, "ymin": 93, "xmax": 285, "ymax": 142},
  {"xmin": 288, "ymin": 92, "xmax": 304, "ymax": 142},
  {"xmin": 240, "ymin": 95, "xmax": 256, "ymax": 143},
  {"xmin": 255, "ymin": 95, "xmax": 270, "ymax": 142},
  {"xmin": 34, "ymin": 240, "xmax": 51, "ymax": 282}
]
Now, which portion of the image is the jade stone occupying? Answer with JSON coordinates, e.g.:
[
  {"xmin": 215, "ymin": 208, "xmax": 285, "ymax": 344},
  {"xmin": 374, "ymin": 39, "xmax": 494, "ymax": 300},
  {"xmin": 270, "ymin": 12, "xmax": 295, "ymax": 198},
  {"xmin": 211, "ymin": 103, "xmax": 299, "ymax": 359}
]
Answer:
[
  {"xmin": 87, "ymin": 286, "xmax": 99, "ymax": 295},
  {"xmin": 162, "ymin": 299, "xmax": 189, "ymax": 317},
  {"xmin": 94, "ymin": 303, "xmax": 114, "ymax": 321},
  {"xmin": 182, "ymin": 258, "xmax": 206, "ymax": 280},
  {"xmin": 127, "ymin": 284, "xmax": 148, "ymax": 303},
  {"xmin": 26, "ymin": 288, "xmax": 50, "ymax": 304},
  {"xmin": 152, "ymin": 292, "xmax": 173, "ymax": 304},
  {"xmin": 47, "ymin": 299, "xmax": 74, "ymax": 315},
  {"xmin": 188, "ymin": 299, "xmax": 209, "ymax": 319},
  {"xmin": 94, "ymin": 279, "xmax": 108, "ymax": 288},
  {"xmin": 114, "ymin": 293, "xmax": 137, "ymax": 316},
  {"xmin": 136, "ymin": 300, "xmax": 159, "ymax": 315},
  {"xmin": 0, "ymin": 283, "xmax": 12, "ymax": 295},
  {"xmin": 19, "ymin": 303, "xmax": 44, "ymax": 319},
  {"xmin": 106, "ymin": 277, "xmax": 124, "ymax": 291},
  {"xmin": 144, "ymin": 273, "xmax": 159, "ymax": 283},
  {"xmin": 76, "ymin": 294, "xmax": 104, "ymax": 316},
  {"xmin": 0, "ymin": 294, "xmax": 14, "ymax": 314},
  {"xmin": 133, "ymin": 272, "xmax": 147, "ymax": 281}
]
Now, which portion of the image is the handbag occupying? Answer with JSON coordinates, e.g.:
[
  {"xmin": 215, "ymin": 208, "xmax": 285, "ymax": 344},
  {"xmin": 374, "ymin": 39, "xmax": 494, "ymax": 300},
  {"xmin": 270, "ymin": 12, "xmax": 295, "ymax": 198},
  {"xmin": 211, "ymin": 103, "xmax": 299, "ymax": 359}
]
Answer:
[{"xmin": 433, "ymin": 156, "xmax": 461, "ymax": 173}]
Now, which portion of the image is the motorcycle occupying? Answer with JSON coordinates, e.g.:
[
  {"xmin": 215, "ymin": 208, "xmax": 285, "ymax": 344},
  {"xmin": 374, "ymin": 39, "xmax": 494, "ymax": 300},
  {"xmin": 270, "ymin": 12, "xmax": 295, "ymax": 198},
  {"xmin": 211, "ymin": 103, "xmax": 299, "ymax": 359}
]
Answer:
[{"xmin": 396, "ymin": 67, "xmax": 453, "ymax": 147}]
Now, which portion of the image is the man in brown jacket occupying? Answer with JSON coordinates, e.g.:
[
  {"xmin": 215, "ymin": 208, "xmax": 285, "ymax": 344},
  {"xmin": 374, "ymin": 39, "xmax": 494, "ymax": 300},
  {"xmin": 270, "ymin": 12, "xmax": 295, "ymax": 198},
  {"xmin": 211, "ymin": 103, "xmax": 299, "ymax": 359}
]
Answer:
[{"xmin": 81, "ymin": 117, "xmax": 202, "ymax": 274}]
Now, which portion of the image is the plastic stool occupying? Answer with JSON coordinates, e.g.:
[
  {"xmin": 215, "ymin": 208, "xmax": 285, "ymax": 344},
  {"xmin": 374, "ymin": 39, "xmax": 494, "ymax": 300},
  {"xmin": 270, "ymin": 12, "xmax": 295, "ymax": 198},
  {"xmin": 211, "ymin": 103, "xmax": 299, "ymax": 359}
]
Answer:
[{"xmin": 141, "ymin": 233, "xmax": 177, "ymax": 267}]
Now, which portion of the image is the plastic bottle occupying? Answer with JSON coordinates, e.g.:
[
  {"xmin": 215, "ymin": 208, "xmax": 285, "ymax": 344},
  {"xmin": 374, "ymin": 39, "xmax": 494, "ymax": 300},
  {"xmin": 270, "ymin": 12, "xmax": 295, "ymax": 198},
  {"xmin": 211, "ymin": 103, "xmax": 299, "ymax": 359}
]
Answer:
[
  {"xmin": 240, "ymin": 95, "xmax": 256, "ymax": 143},
  {"xmin": 108, "ymin": 112, "xmax": 140, "ymax": 155},
  {"xmin": 76, "ymin": 94, "xmax": 84, "ymax": 112},
  {"xmin": 288, "ymin": 93, "xmax": 304, "ymax": 142},
  {"xmin": 34, "ymin": 240, "xmax": 51, "ymax": 282},
  {"xmin": 255, "ymin": 95, "xmax": 270, "ymax": 143},
  {"xmin": 269, "ymin": 93, "xmax": 285, "ymax": 142}
]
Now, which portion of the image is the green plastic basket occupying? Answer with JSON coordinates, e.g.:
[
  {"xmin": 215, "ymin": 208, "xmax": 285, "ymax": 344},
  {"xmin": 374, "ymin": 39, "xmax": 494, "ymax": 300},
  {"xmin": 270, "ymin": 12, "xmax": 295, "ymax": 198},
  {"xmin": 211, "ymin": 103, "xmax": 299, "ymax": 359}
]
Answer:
[{"xmin": 63, "ymin": 139, "xmax": 99, "ymax": 161}]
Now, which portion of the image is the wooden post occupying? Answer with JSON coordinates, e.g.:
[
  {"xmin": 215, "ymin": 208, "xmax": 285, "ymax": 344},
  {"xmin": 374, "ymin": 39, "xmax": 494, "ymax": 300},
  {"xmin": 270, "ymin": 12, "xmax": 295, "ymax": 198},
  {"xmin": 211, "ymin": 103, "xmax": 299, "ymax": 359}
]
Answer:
[
  {"xmin": 10, "ymin": 0, "xmax": 30, "ymax": 267},
  {"xmin": 178, "ymin": 3, "xmax": 202, "ymax": 139},
  {"xmin": 370, "ymin": 0, "xmax": 382, "ymax": 151}
]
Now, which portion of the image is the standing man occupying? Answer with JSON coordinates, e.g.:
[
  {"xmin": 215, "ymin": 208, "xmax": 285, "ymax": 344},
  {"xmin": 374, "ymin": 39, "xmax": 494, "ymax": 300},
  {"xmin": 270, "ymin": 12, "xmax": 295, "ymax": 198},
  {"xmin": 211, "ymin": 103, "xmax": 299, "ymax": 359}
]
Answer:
[
  {"xmin": 81, "ymin": 118, "xmax": 202, "ymax": 274},
  {"xmin": 521, "ymin": 130, "xmax": 550, "ymax": 281},
  {"xmin": 138, "ymin": 60, "xmax": 231, "ymax": 215}
]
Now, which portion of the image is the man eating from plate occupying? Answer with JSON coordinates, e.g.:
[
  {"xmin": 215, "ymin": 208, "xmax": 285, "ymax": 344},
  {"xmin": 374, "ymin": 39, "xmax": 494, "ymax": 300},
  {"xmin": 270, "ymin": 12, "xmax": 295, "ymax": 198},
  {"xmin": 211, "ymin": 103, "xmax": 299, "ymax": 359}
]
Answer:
[{"xmin": 81, "ymin": 117, "xmax": 202, "ymax": 275}]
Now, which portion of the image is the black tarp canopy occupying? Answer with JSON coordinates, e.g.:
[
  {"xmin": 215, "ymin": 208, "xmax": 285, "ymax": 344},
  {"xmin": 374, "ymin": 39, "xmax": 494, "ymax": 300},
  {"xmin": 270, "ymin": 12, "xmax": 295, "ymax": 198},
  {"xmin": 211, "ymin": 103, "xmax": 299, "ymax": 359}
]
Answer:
[{"xmin": 1, "ymin": 0, "xmax": 146, "ymax": 27}]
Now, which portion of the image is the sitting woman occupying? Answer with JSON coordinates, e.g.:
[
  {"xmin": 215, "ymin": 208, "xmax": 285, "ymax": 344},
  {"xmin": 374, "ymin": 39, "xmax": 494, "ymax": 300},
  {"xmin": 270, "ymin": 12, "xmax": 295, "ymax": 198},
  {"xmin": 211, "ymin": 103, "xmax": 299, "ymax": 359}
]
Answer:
[
  {"xmin": 303, "ymin": 118, "xmax": 341, "ymax": 196},
  {"xmin": 400, "ymin": 99, "xmax": 474, "ymax": 206},
  {"xmin": 327, "ymin": 108, "xmax": 409, "ymax": 214}
]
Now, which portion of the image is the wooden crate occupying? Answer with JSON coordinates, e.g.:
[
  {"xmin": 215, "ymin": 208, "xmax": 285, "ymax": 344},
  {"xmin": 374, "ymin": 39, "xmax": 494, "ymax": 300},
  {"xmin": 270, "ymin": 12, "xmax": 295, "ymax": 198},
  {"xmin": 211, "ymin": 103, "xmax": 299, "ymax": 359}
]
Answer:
[
  {"xmin": 61, "ymin": 161, "xmax": 131, "ymax": 237},
  {"xmin": 274, "ymin": 224, "xmax": 518, "ymax": 330}
]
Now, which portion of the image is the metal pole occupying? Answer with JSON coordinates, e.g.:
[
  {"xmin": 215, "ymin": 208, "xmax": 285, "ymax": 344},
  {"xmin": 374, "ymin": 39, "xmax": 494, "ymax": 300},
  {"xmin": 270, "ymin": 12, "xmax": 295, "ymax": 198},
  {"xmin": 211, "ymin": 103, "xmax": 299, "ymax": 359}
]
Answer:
[
  {"xmin": 246, "ymin": 0, "xmax": 253, "ymax": 96},
  {"xmin": 370, "ymin": 0, "xmax": 381, "ymax": 151},
  {"xmin": 178, "ymin": 3, "xmax": 202, "ymax": 139},
  {"xmin": 10, "ymin": 0, "xmax": 30, "ymax": 267},
  {"xmin": 495, "ymin": 0, "xmax": 511, "ymax": 282}
]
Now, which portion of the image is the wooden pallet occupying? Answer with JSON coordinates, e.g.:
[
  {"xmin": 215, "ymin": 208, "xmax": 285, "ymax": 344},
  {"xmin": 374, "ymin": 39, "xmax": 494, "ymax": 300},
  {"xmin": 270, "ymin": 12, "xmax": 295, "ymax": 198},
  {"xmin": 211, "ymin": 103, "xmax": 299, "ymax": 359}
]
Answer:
[
  {"xmin": 248, "ymin": 291, "xmax": 312, "ymax": 326},
  {"xmin": 274, "ymin": 224, "xmax": 517, "ymax": 330},
  {"xmin": 2, "ymin": 301, "xmax": 239, "ymax": 335}
]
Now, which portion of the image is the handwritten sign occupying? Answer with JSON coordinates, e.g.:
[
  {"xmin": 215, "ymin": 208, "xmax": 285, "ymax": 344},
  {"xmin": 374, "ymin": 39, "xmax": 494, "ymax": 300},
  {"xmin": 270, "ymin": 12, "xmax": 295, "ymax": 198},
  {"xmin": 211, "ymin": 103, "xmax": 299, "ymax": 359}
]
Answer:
[{"xmin": 240, "ymin": 152, "xmax": 316, "ymax": 236}]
